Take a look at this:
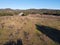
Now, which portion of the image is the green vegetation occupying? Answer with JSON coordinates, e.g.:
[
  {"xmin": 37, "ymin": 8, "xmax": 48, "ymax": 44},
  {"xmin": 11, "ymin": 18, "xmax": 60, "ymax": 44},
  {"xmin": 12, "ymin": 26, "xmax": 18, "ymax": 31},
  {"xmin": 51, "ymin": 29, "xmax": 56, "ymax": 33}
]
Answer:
[{"xmin": 0, "ymin": 8, "xmax": 60, "ymax": 16}]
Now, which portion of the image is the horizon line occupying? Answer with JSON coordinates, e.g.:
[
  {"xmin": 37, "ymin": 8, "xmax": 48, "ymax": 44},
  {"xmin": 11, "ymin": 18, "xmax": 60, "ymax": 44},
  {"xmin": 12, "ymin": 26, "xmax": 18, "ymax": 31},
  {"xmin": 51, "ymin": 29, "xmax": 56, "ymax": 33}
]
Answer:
[{"xmin": 0, "ymin": 8, "xmax": 60, "ymax": 10}]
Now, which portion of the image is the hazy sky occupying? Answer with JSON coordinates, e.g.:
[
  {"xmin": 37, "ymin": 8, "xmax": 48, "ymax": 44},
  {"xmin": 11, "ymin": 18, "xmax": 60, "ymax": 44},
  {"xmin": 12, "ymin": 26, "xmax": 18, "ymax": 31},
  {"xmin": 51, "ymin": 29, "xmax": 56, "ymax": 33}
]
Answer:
[{"xmin": 0, "ymin": 0, "xmax": 60, "ymax": 9}]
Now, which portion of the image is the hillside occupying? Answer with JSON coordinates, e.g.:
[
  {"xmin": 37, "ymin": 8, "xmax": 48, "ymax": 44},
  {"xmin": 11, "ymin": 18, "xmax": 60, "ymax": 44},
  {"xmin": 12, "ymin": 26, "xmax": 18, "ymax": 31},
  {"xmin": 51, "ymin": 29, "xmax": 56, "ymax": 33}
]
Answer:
[
  {"xmin": 0, "ymin": 8, "xmax": 60, "ymax": 16},
  {"xmin": 0, "ymin": 15, "xmax": 60, "ymax": 45}
]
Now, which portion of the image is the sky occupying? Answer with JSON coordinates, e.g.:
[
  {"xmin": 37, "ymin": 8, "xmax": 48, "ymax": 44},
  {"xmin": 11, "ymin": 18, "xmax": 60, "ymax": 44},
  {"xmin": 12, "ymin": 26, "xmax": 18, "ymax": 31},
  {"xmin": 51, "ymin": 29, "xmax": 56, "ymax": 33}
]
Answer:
[{"xmin": 0, "ymin": 0, "xmax": 60, "ymax": 9}]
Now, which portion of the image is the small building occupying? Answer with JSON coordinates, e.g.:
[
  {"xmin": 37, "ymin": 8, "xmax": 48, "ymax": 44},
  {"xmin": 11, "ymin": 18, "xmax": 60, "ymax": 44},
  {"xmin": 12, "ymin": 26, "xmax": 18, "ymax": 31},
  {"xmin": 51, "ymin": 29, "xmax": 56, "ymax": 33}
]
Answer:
[{"xmin": 18, "ymin": 12, "xmax": 24, "ymax": 16}]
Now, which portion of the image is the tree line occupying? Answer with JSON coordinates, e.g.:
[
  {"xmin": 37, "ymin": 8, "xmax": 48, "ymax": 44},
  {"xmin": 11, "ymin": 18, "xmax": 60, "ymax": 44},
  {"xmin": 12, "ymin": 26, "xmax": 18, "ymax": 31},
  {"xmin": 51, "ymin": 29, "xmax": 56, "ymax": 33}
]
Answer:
[{"xmin": 0, "ymin": 8, "xmax": 60, "ymax": 16}]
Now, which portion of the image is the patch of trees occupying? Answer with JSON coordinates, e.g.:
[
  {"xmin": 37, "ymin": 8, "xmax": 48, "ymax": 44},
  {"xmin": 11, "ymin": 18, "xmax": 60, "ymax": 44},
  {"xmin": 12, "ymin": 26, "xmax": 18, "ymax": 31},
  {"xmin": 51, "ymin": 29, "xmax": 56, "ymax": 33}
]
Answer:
[
  {"xmin": 19, "ymin": 9, "xmax": 60, "ymax": 16},
  {"xmin": 0, "ymin": 8, "xmax": 60, "ymax": 16},
  {"xmin": 42, "ymin": 9, "xmax": 60, "ymax": 16}
]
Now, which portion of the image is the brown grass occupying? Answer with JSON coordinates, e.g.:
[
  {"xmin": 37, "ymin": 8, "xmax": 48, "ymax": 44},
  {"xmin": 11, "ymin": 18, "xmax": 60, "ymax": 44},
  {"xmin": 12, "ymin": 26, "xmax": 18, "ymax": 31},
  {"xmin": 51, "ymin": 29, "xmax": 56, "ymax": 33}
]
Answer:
[{"xmin": 0, "ymin": 15, "xmax": 60, "ymax": 45}]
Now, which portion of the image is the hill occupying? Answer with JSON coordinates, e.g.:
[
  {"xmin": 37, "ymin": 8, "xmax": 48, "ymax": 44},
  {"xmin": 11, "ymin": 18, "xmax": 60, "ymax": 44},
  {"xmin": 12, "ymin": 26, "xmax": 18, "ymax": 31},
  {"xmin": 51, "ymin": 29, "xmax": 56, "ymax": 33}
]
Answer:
[{"xmin": 0, "ymin": 8, "xmax": 60, "ymax": 16}]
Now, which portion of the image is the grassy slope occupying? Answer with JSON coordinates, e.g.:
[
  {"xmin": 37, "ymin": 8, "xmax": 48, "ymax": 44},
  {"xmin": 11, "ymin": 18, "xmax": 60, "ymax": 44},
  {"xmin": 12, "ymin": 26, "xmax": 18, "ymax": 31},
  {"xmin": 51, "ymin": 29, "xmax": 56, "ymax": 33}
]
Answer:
[{"xmin": 0, "ymin": 15, "xmax": 60, "ymax": 45}]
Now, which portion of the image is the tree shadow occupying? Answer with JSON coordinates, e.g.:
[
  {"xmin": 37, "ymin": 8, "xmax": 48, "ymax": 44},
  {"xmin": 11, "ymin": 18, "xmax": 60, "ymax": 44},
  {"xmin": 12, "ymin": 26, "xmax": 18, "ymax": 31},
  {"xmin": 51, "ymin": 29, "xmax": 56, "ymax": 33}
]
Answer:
[
  {"xmin": 4, "ymin": 39, "xmax": 23, "ymax": 45},
  {"xmin": 35, "ymin": 24, "xmax": 60, "ymax": 44}
]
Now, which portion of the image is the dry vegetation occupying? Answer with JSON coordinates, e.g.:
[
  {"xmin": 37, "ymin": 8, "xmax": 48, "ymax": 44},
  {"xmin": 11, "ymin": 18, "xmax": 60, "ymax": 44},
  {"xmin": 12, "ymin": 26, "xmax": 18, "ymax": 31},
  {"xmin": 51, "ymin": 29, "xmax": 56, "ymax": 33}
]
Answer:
[
  {"xmin": 0, "ymin": 8, "xmax": 60, "ymax": 45},
  {"xmin": 0, "ymin": 14, "xmax": 60, "ymax": 45}
]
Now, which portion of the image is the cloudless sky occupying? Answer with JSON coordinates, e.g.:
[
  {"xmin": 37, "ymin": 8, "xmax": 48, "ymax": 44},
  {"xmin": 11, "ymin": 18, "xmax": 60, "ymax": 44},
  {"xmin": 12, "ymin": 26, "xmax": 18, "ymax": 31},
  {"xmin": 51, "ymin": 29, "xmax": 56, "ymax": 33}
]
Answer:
[{"xmin": 0, "ymin": 0, "xmax": 60, "ymax": 9}]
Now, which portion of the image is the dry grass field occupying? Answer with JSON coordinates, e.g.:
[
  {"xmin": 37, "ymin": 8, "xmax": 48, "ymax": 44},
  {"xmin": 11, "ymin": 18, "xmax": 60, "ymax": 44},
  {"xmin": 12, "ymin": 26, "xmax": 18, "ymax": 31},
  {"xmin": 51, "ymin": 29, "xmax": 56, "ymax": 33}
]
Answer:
[{"xmin": 0, "ymin": 14, "xmax": 60, "ymax": 45}]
